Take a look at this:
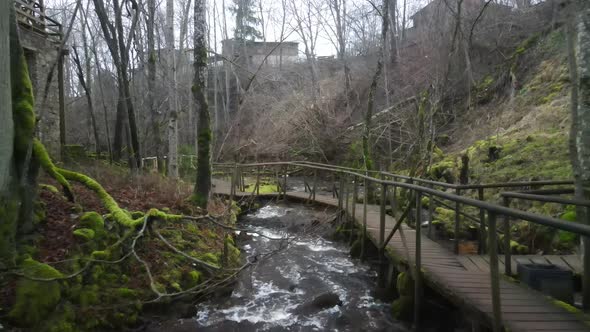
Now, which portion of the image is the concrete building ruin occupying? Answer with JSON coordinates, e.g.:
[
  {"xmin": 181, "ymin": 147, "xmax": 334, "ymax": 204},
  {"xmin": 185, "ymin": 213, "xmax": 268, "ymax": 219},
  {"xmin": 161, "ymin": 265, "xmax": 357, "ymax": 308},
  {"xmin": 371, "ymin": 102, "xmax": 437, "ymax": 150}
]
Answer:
[{"xmin": 15, "ymin": 0, "xmax": 65, "ymax": 158}]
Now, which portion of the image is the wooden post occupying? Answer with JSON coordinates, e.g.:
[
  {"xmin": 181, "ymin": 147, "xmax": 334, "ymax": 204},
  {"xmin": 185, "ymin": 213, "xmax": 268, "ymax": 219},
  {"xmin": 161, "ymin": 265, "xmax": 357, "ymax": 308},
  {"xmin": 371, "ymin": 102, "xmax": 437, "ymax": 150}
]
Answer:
[
  {"xmin": 345, "ymin": 175, "xmax": 350, "ymax": 220},
  {"xmin": 256, "ymin": 165, "xmax": 260, "ymax": 196},
  {"xmin": 488, "ymin": 211, "xmax": 503, "ymax": 332},
  {"xmin": 352, "ymin": 176, "xmax": 358, "ymax": 226},
  {"xmin": 414, "ymin": 191, "xmax": 422, "ymax": 331},
  {"xmin": 428, "ymin": 185, "xmax": 434, "ymax": 239},
  {"xmin": 312, "ymin": 169, "xmax": 317, "ymax": 202},
  {"xmin": 583, "ymin": 206, "xmax": 590, "ymax": 311},
  {"xmin": 283, "ymin": 165, "xmax": 288, "ymax": 200},
  {"xmin": 361, "ymin": 177, "xmax": 368, "ymax": 261},
  {"xmin": 229, "ymin": 164, "xmax": 236, "ymax": 206},
  {"xmin": 503, "ymin": 196, "xmax": 511, "ymax": 276},
  {"xmin": 338, "ymin": 175, "xmax": 344, "ymax": 222},
  {"xmin": 478, "ymin": 187, "xmax": 486, "ymax": 254},
  {"xmin": 275, "ymin": 167, "xmax": 280, "ymax": 195},
  {"xmin": 454, "ymin": 188, "xmax": 461, "ymax": 255},
  {"xmin": 378, "ymin": 182, "xmax": 387, "ymax": 288}
]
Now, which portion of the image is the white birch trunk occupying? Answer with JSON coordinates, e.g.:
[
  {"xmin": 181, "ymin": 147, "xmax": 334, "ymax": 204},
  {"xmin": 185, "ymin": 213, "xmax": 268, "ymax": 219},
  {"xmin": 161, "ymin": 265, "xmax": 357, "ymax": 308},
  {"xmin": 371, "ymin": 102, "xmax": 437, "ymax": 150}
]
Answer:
[{"xmin": 167, "ymin": 0, "xmax": 179, "ymax": 178}]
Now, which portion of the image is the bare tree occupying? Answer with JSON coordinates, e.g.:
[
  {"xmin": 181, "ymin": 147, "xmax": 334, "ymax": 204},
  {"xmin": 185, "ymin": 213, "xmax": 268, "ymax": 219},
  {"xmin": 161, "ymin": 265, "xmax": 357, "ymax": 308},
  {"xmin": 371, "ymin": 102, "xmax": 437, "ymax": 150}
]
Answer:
[
  {"xmin": 363, "ymin": 0, "xmax": 389, "ymax": 172},
  {"xmin": 147, "ymin": 0, "xmax": 164, "ymax": 172},
  {"xmin": 193, "ymin": 0, "xmax": 212, "ymax": 208},
  {"xmin": 93, "ymin": 0, "xmax": 142, "ymax": 168},
  {"xmin": 71, "ymin": 43, "xmax": 100, "ymax": 155},
  {"xmin": 289, "ymin": 0, "xmax": 321, "ymax": 101}
]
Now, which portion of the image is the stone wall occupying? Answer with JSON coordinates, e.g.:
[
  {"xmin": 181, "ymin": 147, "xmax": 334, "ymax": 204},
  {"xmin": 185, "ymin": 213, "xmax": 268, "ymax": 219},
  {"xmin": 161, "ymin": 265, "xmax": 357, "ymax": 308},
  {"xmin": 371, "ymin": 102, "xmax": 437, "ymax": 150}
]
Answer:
[{"xmin": 19, "ymin": 27, "xmax": 62, "ymax": 159}]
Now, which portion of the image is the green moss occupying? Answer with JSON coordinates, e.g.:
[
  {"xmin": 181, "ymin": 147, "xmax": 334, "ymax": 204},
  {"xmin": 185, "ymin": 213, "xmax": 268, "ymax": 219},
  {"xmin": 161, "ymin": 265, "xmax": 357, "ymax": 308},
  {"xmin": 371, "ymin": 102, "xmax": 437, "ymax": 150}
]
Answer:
[
  {"xmin": 33, "ymin": 140, "xmax": 74, "ymax": 201},
  {"xmin": 185, "ymin": 270, "xmax": 203, "ymax": 288},
  {"xmin": 116, "ymin": 287, "xmax": 138, "ymax": 299},
  {"xmin": 392, "ymin": 272, "xmax": 415, "ymax": 321},
  {"xmin": 80, "ymin": 212, "xmax": 105, "ymax": 231},
  {"xmin": 552, "ymin": 299, "xmax": 580, "ymax": 314},
  {"xmin": 79, "ymin": 284, "xmax": 100, "ymax": 307},
  {"xmin": 56, "ymin": 169, "xmax": 144, "ymax": 227},
  {"xmin": 130, "ymin": 211, "xmax": 145, "ymax": 219},
  {"xmin": 428, "ymin": 158, "xmax": 457, "ymax": 183},
  {"xmin": 39, "ymin": 184, "xmax": 60, "ymax": 194},
  {"xmin": 146, "ymin": 208, "xmax": 183, "ymax": 222},
  {"xmin": 396, "ymin": 272, "xmax": 414, "ymax": 297},
  {"xmin": 8, "ymin": 258, "xmax": 63, "ymax": 326},
  {"xmin": 198, "ymin": 252, "xmax": 220, "ymax": 266},
  {"xmin": 91, "ymin": 250, "xmax": 110, "ymax": 260},
  {"xmin": 73, "ymin": 228, "xmax": 95, "ymax": 241},
  {"xmin": 0, "ymin": 198, "xmax": 19, "ymax": 263}
]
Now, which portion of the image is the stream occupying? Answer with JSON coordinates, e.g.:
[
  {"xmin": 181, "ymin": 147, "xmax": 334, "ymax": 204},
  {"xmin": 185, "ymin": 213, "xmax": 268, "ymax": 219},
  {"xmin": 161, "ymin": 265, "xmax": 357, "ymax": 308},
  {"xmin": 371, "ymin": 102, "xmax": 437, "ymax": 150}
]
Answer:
[{"xmin": 193, "ymin": 203, "xmax": 408, "ymax": 331}]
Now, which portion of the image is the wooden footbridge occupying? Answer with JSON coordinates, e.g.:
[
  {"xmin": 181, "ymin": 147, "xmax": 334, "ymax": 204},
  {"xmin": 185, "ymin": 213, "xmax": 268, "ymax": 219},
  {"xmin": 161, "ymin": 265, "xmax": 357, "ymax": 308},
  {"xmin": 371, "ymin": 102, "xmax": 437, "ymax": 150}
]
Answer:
[{"xmin": 211, "ymin": 161, "xmax": 590, "ymax": 332}]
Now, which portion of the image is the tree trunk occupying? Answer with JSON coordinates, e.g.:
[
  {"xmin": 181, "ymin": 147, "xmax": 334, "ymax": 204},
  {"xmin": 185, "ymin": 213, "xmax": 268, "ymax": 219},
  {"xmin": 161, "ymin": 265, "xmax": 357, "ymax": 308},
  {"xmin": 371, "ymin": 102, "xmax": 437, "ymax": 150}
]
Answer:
[
  {"xmin": 0, "ymin": 0, "xmax": 13, "ymax": 192},
  {"xmin": 363, "ymin": 0, "xmax": 390, "ymax": 172},
  {"xmin": 72, "ymin": 45, "xmax": 100, "ymax": 155},
  {"xmin": 166, "ymin": 0, "xmax": 179, "ymax": 178},
  {"xmin": 574, "ymin": 2, "xmax": 590, "ymax": 202},
  {"xmin": 147, "ymin": 0, "xmax": 164, "ymax": 173},
  {"xmin": 192, "ymin": 0, "xmax": 212, "ymax": 208}
]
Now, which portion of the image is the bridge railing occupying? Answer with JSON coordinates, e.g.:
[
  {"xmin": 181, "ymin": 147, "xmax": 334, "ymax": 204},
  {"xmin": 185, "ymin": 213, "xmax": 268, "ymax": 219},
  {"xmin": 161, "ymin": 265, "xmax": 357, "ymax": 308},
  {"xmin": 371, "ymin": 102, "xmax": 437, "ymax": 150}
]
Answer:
[{"xmin": 212, "ymin": 161, "xmax": 589, "ymax": 330}]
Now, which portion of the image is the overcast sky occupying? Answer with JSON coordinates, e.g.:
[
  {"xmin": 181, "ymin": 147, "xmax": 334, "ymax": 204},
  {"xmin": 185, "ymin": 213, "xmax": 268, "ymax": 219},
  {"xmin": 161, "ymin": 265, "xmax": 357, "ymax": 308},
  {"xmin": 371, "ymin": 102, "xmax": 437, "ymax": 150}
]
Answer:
[{"xmin": 43, "ymin": 0, "xmax": 432, "ymax": 57}]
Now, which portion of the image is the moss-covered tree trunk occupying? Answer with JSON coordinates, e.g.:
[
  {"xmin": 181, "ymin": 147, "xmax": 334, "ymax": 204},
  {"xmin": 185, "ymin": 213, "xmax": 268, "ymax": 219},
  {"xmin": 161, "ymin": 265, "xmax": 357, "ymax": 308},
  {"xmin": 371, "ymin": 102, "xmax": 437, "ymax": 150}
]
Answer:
[
  {"xmin": 0, "ymin": 6, "xmax": 38, "ymax": 264},
  {"xmin": 192, "ymin": 0, "xmax": 212, "ymax": 208}
]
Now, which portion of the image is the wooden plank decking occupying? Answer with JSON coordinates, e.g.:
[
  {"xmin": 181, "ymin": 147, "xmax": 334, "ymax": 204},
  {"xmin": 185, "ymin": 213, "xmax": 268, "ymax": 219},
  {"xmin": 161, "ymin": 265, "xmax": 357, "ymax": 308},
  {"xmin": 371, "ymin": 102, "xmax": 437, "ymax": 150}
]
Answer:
[{"xmin": 212, "ymin": 179, "xmax": 590, "ymax": 331}]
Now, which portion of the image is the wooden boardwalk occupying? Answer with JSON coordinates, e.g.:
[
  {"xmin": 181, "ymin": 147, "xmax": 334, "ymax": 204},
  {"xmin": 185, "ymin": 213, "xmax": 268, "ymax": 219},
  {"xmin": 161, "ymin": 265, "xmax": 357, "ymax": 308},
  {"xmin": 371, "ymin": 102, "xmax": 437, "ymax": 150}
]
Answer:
[{"xmin": 212, "ymin": 179, "xmax": 590, "ymax": 331}]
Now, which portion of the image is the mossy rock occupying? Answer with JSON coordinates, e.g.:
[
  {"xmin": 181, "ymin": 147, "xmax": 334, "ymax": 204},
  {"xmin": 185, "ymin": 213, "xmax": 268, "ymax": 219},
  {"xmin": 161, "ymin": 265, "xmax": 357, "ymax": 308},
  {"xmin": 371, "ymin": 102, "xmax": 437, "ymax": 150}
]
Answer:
[
  {"xmin": 73, "ymin": 228, "xmax": 95, "ymax": 241},
  {"xmin": 8, "ymin": 258, "xmax": 63, "ymax": 327}
]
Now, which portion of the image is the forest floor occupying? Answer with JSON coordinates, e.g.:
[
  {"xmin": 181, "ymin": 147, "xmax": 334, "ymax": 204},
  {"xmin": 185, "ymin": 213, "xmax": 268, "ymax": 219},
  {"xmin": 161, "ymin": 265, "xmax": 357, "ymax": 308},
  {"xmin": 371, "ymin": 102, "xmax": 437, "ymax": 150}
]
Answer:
[{"xmin": 1, "ymin": 158, "xmax": 241, "ymax": 331}]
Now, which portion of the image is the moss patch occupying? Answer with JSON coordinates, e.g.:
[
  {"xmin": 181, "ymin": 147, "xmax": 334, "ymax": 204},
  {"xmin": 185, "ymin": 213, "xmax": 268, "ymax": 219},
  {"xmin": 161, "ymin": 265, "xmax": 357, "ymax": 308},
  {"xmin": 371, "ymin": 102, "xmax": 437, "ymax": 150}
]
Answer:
[{"xmin": 8, "ymin": 258, "xmax": 64, "ymax": 327}]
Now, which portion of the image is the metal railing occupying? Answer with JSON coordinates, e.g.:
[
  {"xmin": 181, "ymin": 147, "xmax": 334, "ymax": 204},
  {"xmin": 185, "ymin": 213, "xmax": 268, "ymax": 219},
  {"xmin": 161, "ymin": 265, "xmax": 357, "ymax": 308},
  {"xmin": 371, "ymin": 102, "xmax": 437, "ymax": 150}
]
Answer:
[{"xmin": 213, "ymin": 161, "xmax": 589, "ymax": 331}]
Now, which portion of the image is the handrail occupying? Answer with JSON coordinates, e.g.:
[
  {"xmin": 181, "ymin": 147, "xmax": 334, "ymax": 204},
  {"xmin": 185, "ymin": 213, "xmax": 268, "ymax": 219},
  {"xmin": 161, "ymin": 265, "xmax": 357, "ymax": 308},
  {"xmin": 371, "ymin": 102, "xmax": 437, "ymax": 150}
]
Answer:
[
  {"xmin": 501, "ymin": 191, "xmax": 590, "ymax": 208},
  {"xmin": 217, "ymin": 161, "xmax": 590, "ymax": 236},
  {"xmin": 218, "ymin": 160, "xmax": 573, "ymax": 191}
]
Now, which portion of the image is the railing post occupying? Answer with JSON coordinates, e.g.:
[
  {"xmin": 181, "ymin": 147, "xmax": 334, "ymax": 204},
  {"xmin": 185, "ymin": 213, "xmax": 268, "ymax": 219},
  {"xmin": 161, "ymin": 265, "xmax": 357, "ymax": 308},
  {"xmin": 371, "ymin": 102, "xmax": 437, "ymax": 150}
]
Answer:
[
  {"xmin": 361, "ymin": 177, "xmax": 368, "ymax": 261},
  {"xmin": 428, "ymin": 184, "xmax": 434, "ymax": 239},
  {"xmin": 488, "ymin": 211, "xmax": 503, "ymax": 332},
  {"xmin": 338, "ymin": 175, "xmax": 344, "ymax": 222},
  {"xmin": 503, "ymin": 196, "xmax": 511, "ymax": 276},
  {"xmin": 256, "ymin": 166, "xmax": 260, "ymax": 196},
  {"xmin": 229, "ymin": 164, "xmax": 236, "ymax": 206},
  {"xmin": 312, "ymin": 169, "xmax": 317, "ymax": 202},
  {"xmin": 454, "ymin": 188, "xmax": 461, "ymax": 255},
  {"xmin": 378, "ymin": 182, "xmax": 387, "ymax": 289},
  {"xmin": 415, "ymin": 190, "xmax": 422, "ymax": 331},
  {"xmin": 392, "ymin": 180, "xmax": 398, "ymax": 212},
  {"xmin": 283, "ymin": 165, "xmax": 288, "ymax": 199},
  {"xmin": 350, "ymin": 176, "xmax": 358, "ymax": 245},
  {"xmin": 478, "ymin": 187, "xmax": 487, "ymax": 254},
  {"xmin": 345, "ymin": 175, "xmax": 350, "ymax": 220}
]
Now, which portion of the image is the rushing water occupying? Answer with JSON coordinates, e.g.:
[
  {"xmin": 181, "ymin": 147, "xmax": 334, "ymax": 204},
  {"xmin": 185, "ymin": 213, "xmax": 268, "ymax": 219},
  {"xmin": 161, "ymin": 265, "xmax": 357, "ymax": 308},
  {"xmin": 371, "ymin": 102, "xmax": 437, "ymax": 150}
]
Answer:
[{"xmin": 192, "ymin": 203, "xmax": 408, "ymax": 332}]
